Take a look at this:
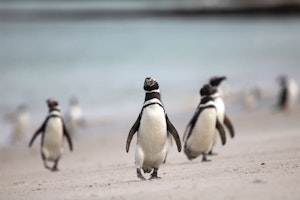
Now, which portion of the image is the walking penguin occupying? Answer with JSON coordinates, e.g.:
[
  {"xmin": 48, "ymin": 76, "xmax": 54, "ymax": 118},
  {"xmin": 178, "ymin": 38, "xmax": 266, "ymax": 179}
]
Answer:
[
  {"xmin": 277, "ymin": 75, "xmax": 299, "ymax": 113},
  {"xmin": 126, "ymin": 77, "xmax": 182, "ymax": 180},
  {"xmin": 183, "ymin": 84, "xmax": 226, "ymax": 161},
  {"xmin": 29, "ymin": 98, "xmax": 73, "ymax": 171}
]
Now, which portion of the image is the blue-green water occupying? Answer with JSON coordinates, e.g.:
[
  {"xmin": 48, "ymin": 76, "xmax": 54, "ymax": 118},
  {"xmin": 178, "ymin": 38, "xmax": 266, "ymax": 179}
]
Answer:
[{"xmin": 1, "ymin": 16, "xmax": 300, "ymax": 145}]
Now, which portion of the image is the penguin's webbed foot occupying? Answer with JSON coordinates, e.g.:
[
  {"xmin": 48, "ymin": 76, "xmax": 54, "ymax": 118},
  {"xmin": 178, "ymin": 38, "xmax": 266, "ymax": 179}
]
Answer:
[
  {"xmin": 51, "ymin": 166, "xmax": 59, "ymax": 172},
  {"xmin": 149, "ymin": 168, "xmax": 161, "ymax": 180},
  {"xmin": 202, "ymin": 154, "xmax": 211, "ymax": 162},
  {"xmin": 137, "ymin": 168, "xmax": 146, "ymax": 180},
  {"xmin": 51, "ymin": 160, "xmax": 59, "ymax": 172}
]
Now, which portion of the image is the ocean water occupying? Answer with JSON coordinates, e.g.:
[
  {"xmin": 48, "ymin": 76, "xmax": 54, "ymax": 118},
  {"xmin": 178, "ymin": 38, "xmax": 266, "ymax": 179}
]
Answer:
[{"xmin": 1, "ymin": 16, "xmax": 300, "ymax": 146}]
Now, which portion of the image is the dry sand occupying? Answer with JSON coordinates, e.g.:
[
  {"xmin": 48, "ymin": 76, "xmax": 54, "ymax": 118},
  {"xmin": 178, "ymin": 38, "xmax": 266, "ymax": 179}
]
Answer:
[{"xmin": 0, "ymin": 108, "xmax": 300, "ymax": 200}]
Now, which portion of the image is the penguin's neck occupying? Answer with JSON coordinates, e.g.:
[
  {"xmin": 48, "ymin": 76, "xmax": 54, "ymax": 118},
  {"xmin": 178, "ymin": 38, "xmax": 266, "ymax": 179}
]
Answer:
[
  {"xmin": 144, "ymin": 92, "xmax": 161, "ymax": 102},
  {"xmin": 49, "ymin": 107, "xmax": 61, "ymax": 115},
  {"xmin": 200, "ymin": 96, "xmax": 214, "ymax": 104},
  {"xmin": 211, "ymin": 92, "xmax": 220, "ymax": 99}
]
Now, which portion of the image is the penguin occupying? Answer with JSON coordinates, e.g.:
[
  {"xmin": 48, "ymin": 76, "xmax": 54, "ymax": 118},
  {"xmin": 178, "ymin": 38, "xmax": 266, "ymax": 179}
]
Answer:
[
  {"xmin": 126, "ymin": 77, "xmax": 181, "ymax": 180},
  {"xmin": 208, "ymin": 76, "xmax": 235, "ymax": 155},
  {"xmin": 65, "ymin": 96, "xmax": 85, "ymax": 137},
  {"xmin": 183, "ymin": 84, "xmax": 226, "ymax": 162},
  {"xmin": 277, "ymin": 75, "xmax": 299, "ymax": 112},
  {"xmin": 29, "ymin": 98, "xmax": 73, "ymax": 172},
  {"xmin": 241, "ymin": 87, "xmax": 261, "ymax": 111},
  {"xmin": 7, "ymin": 104, "xmax": 29, "ymax": 144}
]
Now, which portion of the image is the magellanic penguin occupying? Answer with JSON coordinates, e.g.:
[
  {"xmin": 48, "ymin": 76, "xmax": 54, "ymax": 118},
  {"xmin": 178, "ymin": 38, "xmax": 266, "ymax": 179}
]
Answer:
[
  {"xmin": 126, "ymin": 77, "xmax": 182, "ymax": 180},
  {"xmin": 183, "ymin": 84, "xmax": 226, "ymax": 162},
  {"xmin": 8, "ymin": 104, "xmax": 29, "ymax": 144},
  {"xmin": 209, "ymin": 76, "xmax": 235, "ymax": 155},
  {"xmin": 277, "ymin": 75, "xmax": 299, "ymax": 113},
  {"xmin": 29, "ymin": 98, "xmax": 73, "ymax": 172},
  {"xmin": 65, "ymin": 96, "xmax": 85, "ymax": 137}
]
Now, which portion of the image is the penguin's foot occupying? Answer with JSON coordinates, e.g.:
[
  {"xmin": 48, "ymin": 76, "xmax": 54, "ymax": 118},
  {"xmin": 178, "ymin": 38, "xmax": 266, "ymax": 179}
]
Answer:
[
  {"xmin": 51, "ymin": 166, "xmax": 59, "ymax": 172},
  {"xmin": 149, "ymin": 169, "xmax": 161, "ymax": 180},
  {"xmin": 137, "ymin": 168, "xmax": 146, "ymax": 180},
  {"xmin": 202, "ymin": 155, "xmax": 211, "ymax": 162},
  {"xmin": 149, "ymin": 175, "xmax": 161, "ymax": 180},
  {"xmin": 208, "ymin": 150, "xmax": 218, "ymax": 156},
  {"xmin": 51, "ymin": 160, "xmax": 59, "ymax": 172},
  {"xmin": 43, "ymin": 161, "xmax": 53, "ymax": 171}
]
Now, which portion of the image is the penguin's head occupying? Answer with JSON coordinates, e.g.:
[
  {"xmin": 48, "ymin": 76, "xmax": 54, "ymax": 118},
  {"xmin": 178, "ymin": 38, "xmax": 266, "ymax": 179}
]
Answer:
[
  {"xmin": 144, "ymin": 77, "xmax": 159, "ymax": 92},
  {"xmin": 200, "ymin": 84, "xmax": 216, "ymax": 97},
  {"xmin": 209, "ymin": 76, "xmax": 226, "ymax": 87},
  {"xmin": 46, "ymin": 98, "xmax": 59, "ymax": 110}
]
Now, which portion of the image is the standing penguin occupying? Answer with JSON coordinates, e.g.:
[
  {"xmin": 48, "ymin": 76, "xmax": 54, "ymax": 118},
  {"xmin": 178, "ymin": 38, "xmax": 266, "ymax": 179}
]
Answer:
[
  {"xmin": 65, "ymin": 96, "xmax": 85, "ymax": 137},
  {"xmin": 29, "ymin": 98, "xmax": 73, "ymax": 171},
  {"xmin": 126, "ymin": 77, "xmax": 181, "ymax": 180},
  {"xmin": 209, "ymin": 76, "xmax": 235, "ymax": 155},
  {"xmin": 277, "ymin": 75, "xmax": 299, "ymax": 112},
  {"xmin": 5, "ymin": 104, "xmax": 30, "ymax": 144},
  {"xmin": 183, "ymin": 84, "xmax": 226, "ymax": 162}
]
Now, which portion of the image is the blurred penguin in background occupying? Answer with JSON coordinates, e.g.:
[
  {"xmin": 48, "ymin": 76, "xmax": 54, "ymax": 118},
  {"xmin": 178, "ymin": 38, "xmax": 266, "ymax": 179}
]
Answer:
[
  {"xmin": 277, "ymin": 76, "xmax": 299, "ymax": 113},
  {"xmin": 5, "ymin": 104, "xmax": 30, "ymax": 144},
  {"xmin": 64, "ymin": 96, "xmax": 85, "ymax": 137},
  {"xmin": 29, "ymin": 98, "xmax": 73, "ymax": 171},
  {"xmin": 242, "ymin": 87, "xmax": 261, "ymax": 111}
]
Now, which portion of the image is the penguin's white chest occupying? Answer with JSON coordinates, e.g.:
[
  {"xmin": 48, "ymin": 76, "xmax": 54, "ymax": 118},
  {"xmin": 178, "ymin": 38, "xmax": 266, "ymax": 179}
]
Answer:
[
  {"xmin": 136, "ymin": 105, "xmax": 168, "ymax": 169},
  {"xmin": 43, "ymin": 117, "xmax": 64, "ymax": 161},
  {"xmin": 287, "ymin": 80, "xmax": 299, "ymax": 108},
  {"xmin": 212, "ymin": 97, "xmax": 225, "ymax": 145},
  {"xmin": 214, "ymin": 97, "xmax": 225, "ymax": 122},
  {"xmin": 68, "ymin": 106, "xmax": 83, "ymax": 121},
  {"xmin": 138, "ymin": 105, "xmax": 167, "ymax": 151},
  {"xmin": 186, "ymin": 108, "xmax": 217, "ymax": 154},
  {"xmin": 15, "ymin": 112, "xmax": 29, "ymax": 133}
]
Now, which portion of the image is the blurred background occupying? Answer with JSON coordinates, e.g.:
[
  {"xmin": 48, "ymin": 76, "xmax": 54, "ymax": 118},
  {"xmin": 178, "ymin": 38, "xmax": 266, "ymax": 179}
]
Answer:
[{"xmin": 0, "ymin": 0, "xmax": 300, "ymax": 146}]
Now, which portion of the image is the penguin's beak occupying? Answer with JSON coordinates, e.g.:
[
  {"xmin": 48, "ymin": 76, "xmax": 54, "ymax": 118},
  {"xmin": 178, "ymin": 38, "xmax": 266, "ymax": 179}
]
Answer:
[
  {"xmin": 219, "ymin": 76, "xmax": 226, "ymax": 81},
  {"xmin": 209, "ymin": 76, "xmax": 227, "ymax": 86}
]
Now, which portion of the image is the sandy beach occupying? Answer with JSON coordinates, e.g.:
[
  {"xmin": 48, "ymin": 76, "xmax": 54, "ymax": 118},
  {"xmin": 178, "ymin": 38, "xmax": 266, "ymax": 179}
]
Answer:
[{"xmin": 0, "ymin": 107, "xmax": 300, "ymax": 200}]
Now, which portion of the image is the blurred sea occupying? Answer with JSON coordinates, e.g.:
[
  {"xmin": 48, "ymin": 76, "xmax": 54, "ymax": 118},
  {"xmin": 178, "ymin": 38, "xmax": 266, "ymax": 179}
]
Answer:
[{"xmin": 1, "ymin": 15, "xmax": 300, "ymax": 146}]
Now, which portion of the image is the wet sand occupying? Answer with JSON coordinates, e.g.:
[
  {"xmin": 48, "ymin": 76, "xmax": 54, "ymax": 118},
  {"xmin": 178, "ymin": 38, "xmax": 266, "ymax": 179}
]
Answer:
[{"xmin": 0, "ymin": 108, "xmax": 299, "ymax": 200}]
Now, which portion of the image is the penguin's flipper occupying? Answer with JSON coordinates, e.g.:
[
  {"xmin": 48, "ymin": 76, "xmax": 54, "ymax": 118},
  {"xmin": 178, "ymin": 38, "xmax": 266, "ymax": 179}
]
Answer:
[
  {"xmin": 126, "ymin": 113, "xmax": 141, "ymax": 152},
  {"xmin": 216, "ymin": 119, "xmax": 226, "ymax": 145},
  {"xmin": 166, "ymin": 115, "xmax": 182, "ymax": 152},
  {"xmin": 182, "ymin": 107, "xmax": 201, "ymax": 142},
  {"xmin": 63, "ymin": 121, "xmax": 73, "ymax": 151},
  {"xmin": 29, "ymin": 118, "xmax": 47, "ymax": 147},
  {"xmin": 224, "ymin": 114, "xmax": 235, "ymax": 138}
]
